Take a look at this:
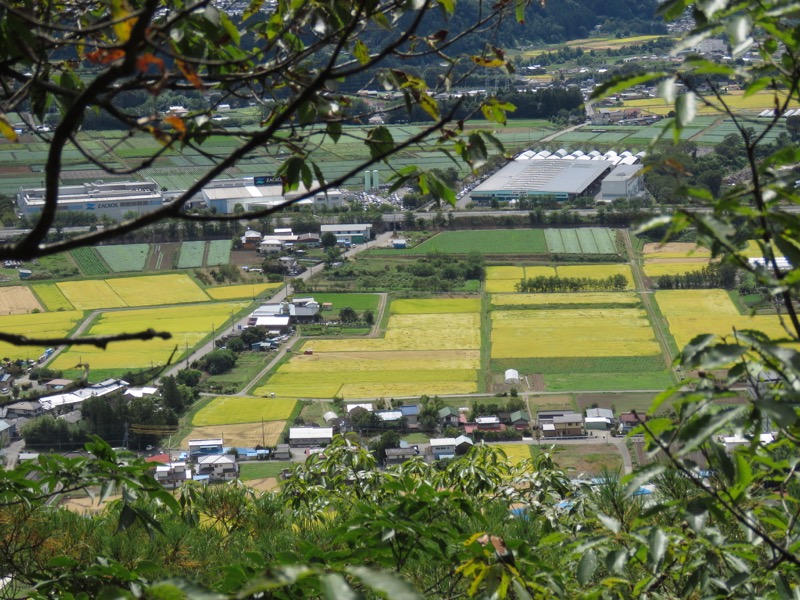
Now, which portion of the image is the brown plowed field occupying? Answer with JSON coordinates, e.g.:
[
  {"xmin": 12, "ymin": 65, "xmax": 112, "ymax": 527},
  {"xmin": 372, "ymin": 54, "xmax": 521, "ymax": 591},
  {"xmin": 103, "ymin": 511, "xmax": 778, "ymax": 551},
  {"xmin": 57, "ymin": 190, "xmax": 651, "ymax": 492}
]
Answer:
[
  {"xmin": 148, "ymin": 242, "xmax": 179, "ymax": 271},
  {"xmin": 0, "ymin": 286, "xmax": 43, "ymax": 314}
]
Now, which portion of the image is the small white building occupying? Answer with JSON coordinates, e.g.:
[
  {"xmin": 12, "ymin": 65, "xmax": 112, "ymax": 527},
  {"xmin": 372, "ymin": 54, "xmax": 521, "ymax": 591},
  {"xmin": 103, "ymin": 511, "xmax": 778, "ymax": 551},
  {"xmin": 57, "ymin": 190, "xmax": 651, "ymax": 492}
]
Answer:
[
  {"xmin": 504, "ymin": 369, "xmax": 520, "ymax": 385},
  {"xmin": 288, "ymin": 427, "xmax": 334, "ymax": 448},
  {"xmin": 320, "ymin": 223, "xmax": 372, "ymax": 244},
  {"xmin": 600, "ymin": 164, "xmax": 644, "ymax": 200},
  {"xmin": 154, "ymin": 462, "xmax": 192, "ymax": 488},
  {"xmin": 429, "ymin": 437, "xmax": 457, "ymax": 460}
]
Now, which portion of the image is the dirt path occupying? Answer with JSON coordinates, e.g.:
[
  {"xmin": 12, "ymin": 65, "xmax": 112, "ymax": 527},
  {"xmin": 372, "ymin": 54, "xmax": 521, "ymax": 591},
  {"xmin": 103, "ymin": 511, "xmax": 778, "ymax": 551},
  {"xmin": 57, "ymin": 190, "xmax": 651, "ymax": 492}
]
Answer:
[
  {"xmin": 366, "ymin": 293, "xmax": 388, "ymax": 338},
  {"xmin": 621, "ymin": 229, "xmax": 675, "ymax": 370}
]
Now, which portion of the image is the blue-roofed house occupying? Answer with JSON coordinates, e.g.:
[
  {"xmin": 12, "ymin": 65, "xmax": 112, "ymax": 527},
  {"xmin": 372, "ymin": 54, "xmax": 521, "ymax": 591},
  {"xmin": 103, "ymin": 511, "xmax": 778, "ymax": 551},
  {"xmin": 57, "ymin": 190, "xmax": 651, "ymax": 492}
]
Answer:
[{"xmin": 399, "ymin": 405, "xmax": 420, "ymax": 427}]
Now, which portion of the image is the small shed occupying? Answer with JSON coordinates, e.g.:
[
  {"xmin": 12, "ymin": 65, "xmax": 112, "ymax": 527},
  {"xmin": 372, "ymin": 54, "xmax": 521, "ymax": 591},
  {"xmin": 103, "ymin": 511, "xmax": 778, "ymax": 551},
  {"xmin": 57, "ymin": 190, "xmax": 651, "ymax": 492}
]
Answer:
[
  {"xmin": 393, "ymin": 239, "xmax": 407, "ymax": 249},
  {"xmin": 322, "ymin": 411, "xmax": 339, "ymax": 424},
  {"xmin": 504, "ymin": 369, "xmax": 520, "ymax": 385},
  {"xmin": 18, "ymin": 269, "xmax": 31, "ymax": 280}
]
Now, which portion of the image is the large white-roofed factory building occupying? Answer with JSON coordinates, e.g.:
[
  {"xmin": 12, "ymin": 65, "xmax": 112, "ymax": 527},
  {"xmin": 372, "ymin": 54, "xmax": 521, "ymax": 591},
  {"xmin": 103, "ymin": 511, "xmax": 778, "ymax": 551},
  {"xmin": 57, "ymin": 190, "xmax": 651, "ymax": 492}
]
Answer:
[{"xmin": 468, "ymin": 149, "xmax": 645, "ymax": 205}]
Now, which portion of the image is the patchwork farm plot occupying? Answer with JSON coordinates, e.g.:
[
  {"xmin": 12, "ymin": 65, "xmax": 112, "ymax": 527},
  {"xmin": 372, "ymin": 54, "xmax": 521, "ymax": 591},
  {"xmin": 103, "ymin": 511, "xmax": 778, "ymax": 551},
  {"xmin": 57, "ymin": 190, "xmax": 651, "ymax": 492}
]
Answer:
[
  {"xmin": 50, "ymin": 301, "xmax": 248, "ymax": 373},
  {"xmin": 490, "ymin": 292, "xmax": 672, "ymax": 392},
  {"xmin": 655, "ymin": 289, "xmax": 793, "ymax": 350},
  {"xmin": 177, "ymin": 241, "xmax": 206, "ymax": 269},
  {"xmin": 184, "ymin": 421, "xmax": 286, "ymax": 448},
  {"xmin": 255, "ymin": 298, "xmax": 481, "ymax": 398}
]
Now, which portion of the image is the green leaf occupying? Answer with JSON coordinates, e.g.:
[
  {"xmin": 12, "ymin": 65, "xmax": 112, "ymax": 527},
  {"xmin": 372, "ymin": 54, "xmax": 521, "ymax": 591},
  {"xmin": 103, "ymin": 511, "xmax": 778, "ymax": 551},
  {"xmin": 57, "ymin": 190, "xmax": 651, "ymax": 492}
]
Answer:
[
  {"xmin": 365, "ymin": 126, "xmax": 394, "ymax": 160},
  {"xmin": 597, "ymin": 513, "xmax": 620, "ymax": 534},
  {"xmin": 648, "ymin": 528, "xmax": 667, "ymax": 568},
  {"xmin": 624, "ymin": 464, "xmax": 666, "ymax": 498},
  {"xmin": 353, "ymin": 40, "xmax": 370, "ymax": 66},
  {"xmin": 515, "ymin": 0, "xmax": 525, "ymax": 24},
  {"xmin": 605, "ymin": 549, "xmax": 627, "ymax": 573},
  {"xmin": 326, "ymin": 121, "xmax": 342, "ymax": 143},
  {"xmin": 347, "ymin": 566, "xmax": 423, "ymax": 600},
  {"xmin": 242, "ymin": 0, "xmax": 265, "ymax": 21},
  {"xmin": 117, "ymin": 503, "xmax": 137, "ymax": 532},
  {"xmin": 321, "ymin": 574, "xmax": 358, "ymax": 600},
  {"xmin": 675, "ymin": 92, "xmax": 697, "ymax": 129},
  {"xmin": 577, "ymin": 550, "xmax": 598, "ymax": 586}
]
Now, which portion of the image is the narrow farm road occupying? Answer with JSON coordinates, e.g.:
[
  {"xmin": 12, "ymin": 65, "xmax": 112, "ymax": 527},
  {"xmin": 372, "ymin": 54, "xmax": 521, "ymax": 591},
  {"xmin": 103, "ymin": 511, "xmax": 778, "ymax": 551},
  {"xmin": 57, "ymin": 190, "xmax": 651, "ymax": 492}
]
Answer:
[
  {"xmin": 621, "ymin": 229, "xmax": 676, "ymax": 371},
  {"xmin": 162, "ymin": 232, "xmax": 393, "ymax": 383}
]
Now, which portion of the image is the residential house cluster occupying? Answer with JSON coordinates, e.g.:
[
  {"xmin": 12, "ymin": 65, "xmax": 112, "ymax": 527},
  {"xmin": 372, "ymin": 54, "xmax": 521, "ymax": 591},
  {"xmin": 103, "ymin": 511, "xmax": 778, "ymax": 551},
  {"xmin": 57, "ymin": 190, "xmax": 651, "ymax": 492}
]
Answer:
[
  {"xmin": 535, "ymin": 407, "xmax": 649, "ymax": 438},
  {"xmin": 0, "ymin": 378, "xmax": 138, "ymax": 445},
  {"xmin": 150, "ymin": 438, "xmax": 271, "ymax": 488},
  {"xmin": 245, "ymin": 297, "xmax": 321, "ymax": 336}
]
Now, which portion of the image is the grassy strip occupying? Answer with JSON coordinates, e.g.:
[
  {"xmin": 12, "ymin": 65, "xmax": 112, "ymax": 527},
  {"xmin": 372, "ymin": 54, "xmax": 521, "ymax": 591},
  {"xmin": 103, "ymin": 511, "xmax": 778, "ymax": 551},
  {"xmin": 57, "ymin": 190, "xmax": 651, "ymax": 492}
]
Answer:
[
  {"xmin": 491, "ymin": 355, "xmax": 666, "ymax": 374},
  {"xmin": 544, "ymin": 371, "xmax": 675, "ymax": 392},
  {"xmin": 646, "ymin": 293, "xmax": 680, "ymax": 359},
  {"xmin": 240, "ymin": 461, "xmax": 293, "ymax": 481}
]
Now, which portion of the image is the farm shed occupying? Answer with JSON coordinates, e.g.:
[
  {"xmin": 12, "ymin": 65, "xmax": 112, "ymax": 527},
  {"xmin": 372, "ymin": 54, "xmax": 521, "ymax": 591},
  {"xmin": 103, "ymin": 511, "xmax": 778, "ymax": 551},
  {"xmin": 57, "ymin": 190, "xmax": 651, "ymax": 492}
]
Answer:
[
  {"xmin": 254, "ymin": 315, "xmax": 290, "ymax": 333},
  {"xmin": 376, "ymin": 410, "xmax": 403, "ymax": 423},
  {"xmin": 585, "ymin": 408, "xmax": 615, "ymax": 421},
  {"xmin": 385, "ymin": 446, "xmax": 419, "ymax": 466},
  {"xmin": 273, "ymin": 444, "xmax": 291, "ymax": 460},
  {"xmin": 288, "ymin": 426, "xmax": 334, "ymax": 448},
  {"xmin": 323, "ymin": 411, "xmax": 339, "ymax": 424},
  {"xmin": 454, "ymin": 435, "xmax": 475, "ymax": 455},
  {"xmin": 618, "ymin": 412, "xmax": 647, "ymax": 433},
  {"xmin": 399, "ymin": 405, "xmax": 420, "ymax": 427},
  {"xmin": 475, "ymin": 416, "xmax": 502, "ymax": 431},
  {"xmin": 428, "ymin": 438, "xmax": 457, "ymax": 460},
  {"xmin": 504, "ymin": 369, "xmax": 520, "ymax": 384},
  {"xmin": 17, "ymin": 269, "xmax": 31, "ymax": 280},
  {"xmin": 392, "ymin": 239, "xmax": 407, "ymax": 249},
  {"xmin": 585, "ymin": 417, "xmax": 612, "ymax": 431}
]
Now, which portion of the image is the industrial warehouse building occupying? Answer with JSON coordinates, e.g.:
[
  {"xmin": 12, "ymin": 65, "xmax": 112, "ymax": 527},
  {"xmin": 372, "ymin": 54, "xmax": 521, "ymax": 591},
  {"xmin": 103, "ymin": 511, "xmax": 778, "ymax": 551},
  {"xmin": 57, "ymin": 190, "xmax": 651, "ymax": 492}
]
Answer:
[
  {"xmin": 320, "ymin": 223, "xmax": 373, "ymax": 244},
  {"xmin": 469, "ymin": 149, "xmax": 645, "ymax": 205},
  {"xmin": 200, "ymin": 177, "xmax": 344, "ymax": 214},
  {"xmin": 17, "ymin": 180, "xmax": 164, "ymax": 220}
]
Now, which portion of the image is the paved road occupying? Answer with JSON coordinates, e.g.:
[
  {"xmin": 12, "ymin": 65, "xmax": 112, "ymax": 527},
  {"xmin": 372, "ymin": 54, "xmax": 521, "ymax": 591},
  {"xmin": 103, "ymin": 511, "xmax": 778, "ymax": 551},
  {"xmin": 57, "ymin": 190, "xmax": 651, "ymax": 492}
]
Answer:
[{"xmin": 161, "ymin": 232, "xmax": 393, "ymax": 380}]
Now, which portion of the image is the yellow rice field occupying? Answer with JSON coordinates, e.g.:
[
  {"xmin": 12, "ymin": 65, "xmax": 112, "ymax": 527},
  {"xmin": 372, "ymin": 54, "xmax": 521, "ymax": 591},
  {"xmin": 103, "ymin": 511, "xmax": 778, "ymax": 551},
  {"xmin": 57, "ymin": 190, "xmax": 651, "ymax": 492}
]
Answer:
[
  {"xmin": 32, "ymin": 283, "xmax": 74, "ymax": 311},
  {"xmin": 491, "ymin": 308, "xmax": 661, "ymax": 358},
  {"xmin": 274, "ymin": 350, "xmax": 481, "ymax": 373},
  {"xmin": 622, "ymin": 90, "xmax": 800, "ymax": 115},
  {"xmin": 309, "ymin": 313, "xmax": 481, "ymax": 352},
  {"xmin": 556, "ymin": 265, "xmax": 634, "ymax": 288},
  {"xmin": 182, "ymin": 421, "xmax": 285, "ymax": 448},
  {"xmin": 205, "ymin": 282, "xmax": 282, "ymax": 300},
  {"xmin": 0, "ymin": 286, "xmax": 42, "ymax": 314},
  {"xmin": 340, "ymin": 380, "xmax": 476, "ymax": 398},
  {"xmin": 390, "ymin": 298, "xmax": 481, "ymax": 314},
  {"xmin": 51, "ymin": 302, "xmax": 247, "ymax": 370},
  {"xmin": 643, "ymin": 262, "xmax": 710, "ymax": 277},
  {"xmin": 486, "ymin": 266, "xmax": 525, "ymax": 280},
  {"xmin": 57, "ymin": 280, "xmax": 126, "ymax": 310},
  {"xmin": 494, "ymin": 444, "xmax": 533, "ymax": 465},
  {"xmin": 492, "ymin": 292, "xmax": 639, "ymax": 306},
  {"xmin": 57, "ymin": 274, "xmax": 209, "ymax": 310},
  {"xmin": 106, "ymin": 274, "xmax": 209, "ymax": 306},
  {"xmin": 192, "ymin": 396, "xmax": 297, "ymax": 426},
  {"xmin": 485, "ymin": 266, "xmax": 557, "ymax": 292},
  {"xmin": 0, "ymin": 310, "xmax": 84, "ymax": 360},
  {"xmin": 256, "ymin": 298, "xmax": 481, "ymax": 398},
  {"xmin": 656, "ymin": 289, "xmax": 792, "ymax": 349}
]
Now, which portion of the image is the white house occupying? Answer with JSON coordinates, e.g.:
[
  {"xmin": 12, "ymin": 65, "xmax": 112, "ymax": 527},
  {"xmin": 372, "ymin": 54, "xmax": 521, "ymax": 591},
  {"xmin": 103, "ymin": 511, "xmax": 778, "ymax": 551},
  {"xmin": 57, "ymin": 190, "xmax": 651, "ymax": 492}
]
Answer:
[
  {"xmin": 195, "ymin": 454, "xmax": 239, "ymax": 481},
  {"xmin": 429, "ymin": 437, "xmax": 457, "ymax": 460}
]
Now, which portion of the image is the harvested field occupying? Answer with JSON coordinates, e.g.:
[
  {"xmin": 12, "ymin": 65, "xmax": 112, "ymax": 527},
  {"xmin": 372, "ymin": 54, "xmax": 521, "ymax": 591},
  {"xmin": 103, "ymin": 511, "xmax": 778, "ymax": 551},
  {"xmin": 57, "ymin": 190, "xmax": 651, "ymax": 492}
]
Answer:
[
  {"xmin": 642, "ymin": 242, "xmax": 712, "ymax": 258},
  {"xmin": 182, "ymin": 421, "xmax": 286, "ymax": 448},
  {"xmin": 535, "ymin": 444, "xmax": 623, "ymax": 476},
  {"xmin": 526, "ymin": 394, "xmax": 574, "ymax": 410},
  {"xmin": 0, "ymin": 286, "xmax": 42, "ymax": 314}
]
